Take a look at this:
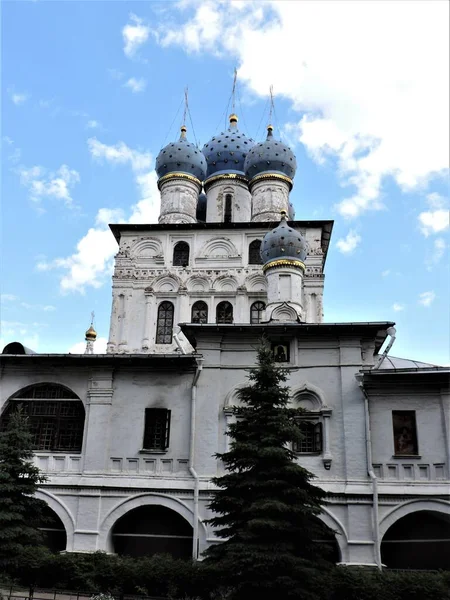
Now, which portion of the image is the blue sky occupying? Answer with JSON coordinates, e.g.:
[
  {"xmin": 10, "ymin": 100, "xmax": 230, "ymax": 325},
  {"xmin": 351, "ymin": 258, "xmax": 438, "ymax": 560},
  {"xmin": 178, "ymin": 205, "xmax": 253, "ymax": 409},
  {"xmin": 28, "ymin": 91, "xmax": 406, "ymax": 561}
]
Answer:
[{"xmin": 1, "ymin": 0, "xmax": 449, "ymax": 364}]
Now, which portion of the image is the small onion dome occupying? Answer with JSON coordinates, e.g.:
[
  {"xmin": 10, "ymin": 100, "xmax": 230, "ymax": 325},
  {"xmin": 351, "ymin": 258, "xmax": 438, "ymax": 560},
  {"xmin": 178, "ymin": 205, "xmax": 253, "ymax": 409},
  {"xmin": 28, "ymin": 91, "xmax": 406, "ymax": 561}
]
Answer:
[
  {"xmin": 202, "ymin": 114, "xmax": 255, "ymax": 181},
  {"xmin": 196, "ymin": 191, "xmax": 207, "ymax": 222},
  {"xmin": 85, "ymin": 325, "xmax": 97, "ymax": 342},
  {"xmin": 260, "ymin": 211, "xmax": 307, "ymax": 270},
  {"xmin": 288, "ymin": 202, "xmax": 296, "ymax": 220},
  {"xmin": 244, "ymin": 125, "xmax": 297, "ymax": 184},
  {"xmin": 155, "ymin": 126, "xmax": 207, "ymax": 184}
]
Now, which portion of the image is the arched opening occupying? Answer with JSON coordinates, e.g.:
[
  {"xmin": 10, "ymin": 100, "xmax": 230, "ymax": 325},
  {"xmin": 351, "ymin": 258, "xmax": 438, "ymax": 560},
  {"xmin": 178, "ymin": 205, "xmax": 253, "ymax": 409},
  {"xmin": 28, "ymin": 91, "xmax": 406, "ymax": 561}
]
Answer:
[
  {"xmin": 248, "ymin": 240, "xmax": 262, "ymax": 265},
  {"xmin": 39, "ymin": 505, "xmax": 67, "ymax": 552},
  {"xmin": 0, "ymin": 383, "xmax": 85, "ymax": 452},
  {"xmin": 216, "ymin": 301, "xmax": 233, "ymax": 324},
  {"xmin": 173, "ymin": 241, "xmax": 190, "ymax": 267},
  {"xmin": 250, "ymin": 301, "xmax": 266, "ymax": 324},
  {"xmin": 224, "ymin": 194, "xmax": 232, "ymax": 223},
  {"xmin": 156, "ymin": 301, "xmax": 174, "ymax": 344},
  {"xmin": 312, "ymin": 517, "xmax": 340, "ymax": 564},
  {"xmin": 381, "ymin": 510, "xmax": 450, "ymax": 569},
  {"xmin": 192, "ymin": 301, "xmax": 208, "ymax": 324},
  {"xmin": 112, "ymin": 505, "xmax": 193, "ymax": 559}
]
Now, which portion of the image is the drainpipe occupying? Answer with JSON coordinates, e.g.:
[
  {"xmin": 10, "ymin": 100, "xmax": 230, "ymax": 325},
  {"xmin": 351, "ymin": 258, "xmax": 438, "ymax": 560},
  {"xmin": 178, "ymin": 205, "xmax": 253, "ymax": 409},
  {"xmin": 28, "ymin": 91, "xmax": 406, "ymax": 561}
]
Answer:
[
  {"xmin": 173, "ymin": 331, "xmax": 187, "ymax": 354},
  {"xmin": 373, "ymin": 327, "xmax": 396, "ymax": 370},
  {"xmin": 356, "ymin": 373, "xmax": 382, "ymax": 570},
  {"xmin": 190, "ymin": 357, "xmax": 203, "ymax": 559}
]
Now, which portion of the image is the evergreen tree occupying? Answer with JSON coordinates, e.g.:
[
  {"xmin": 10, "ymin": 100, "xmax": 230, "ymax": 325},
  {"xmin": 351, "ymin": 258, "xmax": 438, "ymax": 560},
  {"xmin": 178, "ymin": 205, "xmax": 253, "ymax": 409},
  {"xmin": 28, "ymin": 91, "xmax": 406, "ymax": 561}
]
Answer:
[
  {"xmin": 204, "ymin": 342, "xmax": 333, "ymax": 600},
  {"xmin": 0, "ymin": 408, "xmax": 48, "ymax": 569}
]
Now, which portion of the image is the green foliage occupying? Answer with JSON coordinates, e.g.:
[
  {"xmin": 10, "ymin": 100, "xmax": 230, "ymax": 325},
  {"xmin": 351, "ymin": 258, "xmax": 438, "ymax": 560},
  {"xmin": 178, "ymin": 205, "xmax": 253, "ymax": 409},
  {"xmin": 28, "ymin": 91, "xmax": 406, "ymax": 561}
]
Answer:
[
  {"xmin": 0, "ymin": 409, "xmax": 49, "ymax": 568},
  {"xmin": 203, "ymin": 341, "xmax": 331, "ymax": 599}
]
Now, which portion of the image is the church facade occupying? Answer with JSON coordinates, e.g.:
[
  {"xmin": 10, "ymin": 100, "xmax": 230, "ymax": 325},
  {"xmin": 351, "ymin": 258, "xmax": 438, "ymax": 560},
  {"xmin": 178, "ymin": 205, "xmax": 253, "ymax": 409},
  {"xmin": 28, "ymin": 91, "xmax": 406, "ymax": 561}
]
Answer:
[{"xmin": 1, "ymin": 116, "xmax": 449, "ymax": 569}]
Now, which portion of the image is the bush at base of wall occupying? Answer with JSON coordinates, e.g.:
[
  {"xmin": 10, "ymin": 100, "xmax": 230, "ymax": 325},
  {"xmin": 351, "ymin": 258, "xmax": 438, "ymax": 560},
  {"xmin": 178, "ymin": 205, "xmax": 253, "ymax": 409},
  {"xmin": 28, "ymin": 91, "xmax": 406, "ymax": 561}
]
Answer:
[{"xmin": 1, "ymin": 549, "xmax": 450, "ymax": 600}]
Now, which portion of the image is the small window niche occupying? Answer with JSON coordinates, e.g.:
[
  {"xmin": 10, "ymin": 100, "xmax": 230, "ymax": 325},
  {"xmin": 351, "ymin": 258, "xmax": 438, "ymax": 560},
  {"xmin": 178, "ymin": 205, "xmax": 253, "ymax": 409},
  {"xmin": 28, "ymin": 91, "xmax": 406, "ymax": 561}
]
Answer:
[
  {"xmin": 271, "ymin": 342, "xmax": 290, "ymax": 363},
  {"xmin": 142, "ymin": 408, "xmax": 171, "ymax": 452},
  {"xmin": 392, "ymin": 410, "xmax": 419, "ymax": 456}
]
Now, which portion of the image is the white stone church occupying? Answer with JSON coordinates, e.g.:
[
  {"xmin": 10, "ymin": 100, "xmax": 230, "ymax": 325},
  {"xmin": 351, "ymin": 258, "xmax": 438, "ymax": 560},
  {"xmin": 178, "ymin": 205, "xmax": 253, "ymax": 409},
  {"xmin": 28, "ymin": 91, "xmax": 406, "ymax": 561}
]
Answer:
[{"xmin": 1, "ymin": 115, "xmax": 449, "ymax": 570}]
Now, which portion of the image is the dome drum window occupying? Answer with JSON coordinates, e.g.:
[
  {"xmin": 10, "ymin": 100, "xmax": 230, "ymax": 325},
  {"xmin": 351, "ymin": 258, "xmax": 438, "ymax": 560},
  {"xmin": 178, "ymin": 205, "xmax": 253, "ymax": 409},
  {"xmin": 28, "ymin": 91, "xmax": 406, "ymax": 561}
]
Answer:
[
  {"xmin": 249, "ymin": 240, "xmax": 263, "ymax": 265},
  {"xmin": 173, "ymin": 241, "xmax": 190, "ymax": 266},
  {"xmin": 156, "ymin": 302, "xmax": 174, "ymax": 344}
]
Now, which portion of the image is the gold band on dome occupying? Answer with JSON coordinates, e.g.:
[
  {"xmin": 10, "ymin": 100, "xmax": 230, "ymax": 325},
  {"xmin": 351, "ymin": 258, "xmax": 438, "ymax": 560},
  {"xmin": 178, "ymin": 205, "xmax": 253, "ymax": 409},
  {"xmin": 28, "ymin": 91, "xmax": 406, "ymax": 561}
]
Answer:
[
  {"xmin": 204, "ymin": 172, "xmax": 248, "ymax": 189},
  {"xmin": 262, "ymin": 259, "xmax": 305, "ymax": 273},
  {"xmin": 157, "ymin": 172, "xmax": 202, "ymax": 190},
  {"xmin": 249, "ymin": 172, "xmax": 293, "ymax": 190}
]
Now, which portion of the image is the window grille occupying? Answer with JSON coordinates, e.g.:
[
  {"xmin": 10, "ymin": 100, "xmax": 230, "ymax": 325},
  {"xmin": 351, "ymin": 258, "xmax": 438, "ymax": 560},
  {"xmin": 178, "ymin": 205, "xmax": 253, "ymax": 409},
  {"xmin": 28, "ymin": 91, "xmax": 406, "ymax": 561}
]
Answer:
[
  {"xmin": 192, "ymin": 301, "xmax": 208, "ymax": 324},
  {"xmin": 249, "ymin": 240, "xmax": 262, "ymax": 265},
  {"xmin": 250, "ymin": 301, "xmax": 266, "ymax": 324},
  {"xmin": 173, "ymin": 242, "xmax": 190, "ymax": 266},
  {"xmin": 0, "ymin": 384, "xmax": 85, "ymax": 452},
  {"xmin": 156, "ymin": 301, "xmax": 174, "ymax": 344},
  {"xmin": 293, "ymin": 421, "xmax": 323, "ymax": 453},
  {"xmin": 143, "ymin": 408, "xmax": 171, "ymax": 451},
  {"xmin": 392, "ymin": 410, "xmax": 418, "ymax": 455},
  {"xmin": 272, "ymin": 343, "xmax": 290, "ymax": 362},
  {"xmin": 216, "ymin": 301, "xmax": 233, "ymax": 324},
  {"xmin": 224, "ymin": 194, "xmax": 232, "ymax": 223}
]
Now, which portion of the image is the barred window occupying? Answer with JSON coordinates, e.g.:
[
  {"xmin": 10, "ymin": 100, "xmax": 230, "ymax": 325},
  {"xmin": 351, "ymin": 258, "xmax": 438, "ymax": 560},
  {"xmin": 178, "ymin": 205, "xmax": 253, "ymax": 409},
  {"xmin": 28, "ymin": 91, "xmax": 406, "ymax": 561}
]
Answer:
[
  {"xmin": 250, "ymin": 301, "xmax": 266, "ymax": 324},
  {"xmin": 156, "ymin": 301, "xmax": 174, "ymax": 344},
  {"xmin": 173, "ymin": 242, "xmax": 190, "ymax": 267},
  {"xmin": 224, "ymin": 194, "xmax": 232, "ymax": 223},
  {"xmin": 293, "ymin": 421, "xmax": 323, "ymax": 454},
  {"xmin": 249, "ymin": 240, "xmax": 262, "ymax": 265},
  {"xmin": 0, "ymin": 384, "xmax": 85, "ymax": 452},
  {"xmin": 192, "ymin": 301, "xmax": 208, "ymax": 324},
  {"xmin": 216, "ymin": 301, "xmax": 233, "ymax": 324},
  {"xmin": 143, "ymin": 408, "xmax": 171, "ymax": 451}
]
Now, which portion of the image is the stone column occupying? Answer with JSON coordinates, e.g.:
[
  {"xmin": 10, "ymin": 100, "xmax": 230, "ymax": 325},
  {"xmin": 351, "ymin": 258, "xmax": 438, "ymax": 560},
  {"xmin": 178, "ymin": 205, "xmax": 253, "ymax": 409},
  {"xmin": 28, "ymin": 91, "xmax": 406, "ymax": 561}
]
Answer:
[
  {"xmin": 107, "ymin": 292, "xmax": 121, "ymax": 353},
  {"xmin": 322, "ymin": 408, "xmax": 333, "ymax": 469},
  {"xmin": 141, "ymin": 293, "xmax": 154, "ymax": 351},
  {"xmin": 117, "ymin": 293, "xmax": 130, "ymax": 353},
  {"xmin": 83, "ymin": 371, "xmax": 114, "ymax": 473}
]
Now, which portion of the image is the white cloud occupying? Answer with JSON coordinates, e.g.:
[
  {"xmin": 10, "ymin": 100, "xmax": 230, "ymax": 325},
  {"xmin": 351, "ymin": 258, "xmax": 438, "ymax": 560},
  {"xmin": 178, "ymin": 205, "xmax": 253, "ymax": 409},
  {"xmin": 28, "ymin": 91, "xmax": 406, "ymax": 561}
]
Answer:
[
  {"xmin": 39, "ymin": 141, "xmax": 160, "ymax": 293},
  {"xmin": 88, "ymin": 137, "xmax": 151, "ymax": 171},
  {"xmin": 123, "ymin": 13, "xmax": 149, "ymax": 58},
  {"xmin": 68, "ymin": 336, "xmax": 108, "ymax": 354},
  {"xmin": 425, "ymin": 237, "xmax": 447, "ymax": 270},
  {"xmin": 418, "ymin": 193, "xmax": 449, "ymax": 236},
  {"xmin": 86, "ymin": 119, "xmax": 100, "ymax": 129},
  {"xmin": 392, "ymin": 303, "xmax": 405, "ymax": 312},
  {"xmin": 418, "ymin": 290, "xmax": 436, "ymax": 307},
  {"xmin": 0, "ymin": 320, "xmax": 45, "ymax": 351},
  {"xmin": 336, "ymin": 230, "xmax": 361, "ymax": 254},
  {"xmin": 124, "ymin": 77, "xmax": 147, "ymax": 93},
  {"xmin": 1, "ymin": 294, "xmax": 18, "ymax": 302},
  {"xmin": 17, "ymin": 164, "xmax": 80, "ymax": 208},
  {"xmin": 8, "ymin": 89, "xmax": 28, "ymax": 105},
  {"xmin": 381, "ymin": 269, "xmax": 391, "ymax": 277},
  {"xmin": 153, "ymin": 1, "xmax": 449, "ymax": 219}
]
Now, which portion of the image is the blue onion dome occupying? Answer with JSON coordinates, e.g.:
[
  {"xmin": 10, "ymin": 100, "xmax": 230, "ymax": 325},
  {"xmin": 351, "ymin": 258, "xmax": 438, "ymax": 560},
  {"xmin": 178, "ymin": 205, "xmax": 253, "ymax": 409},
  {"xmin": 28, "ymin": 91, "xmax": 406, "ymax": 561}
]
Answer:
[
  {"xmin": 202, "ymin": 114, "xmax": 255, "ymax": 182},
  {"xmin": 156, "ymin": 126, "xmax": 207, "ymax": 186},
  {"xmin": 244, "ymin": 125, "xmax": 297, "ymax": 186},
  {"xmin": 196, "ymin": 191, "xmax": 207, "ymax": 222},
  {"xmin": 260, "ymin": 211, "xmax": 307, "ymax": 271}
]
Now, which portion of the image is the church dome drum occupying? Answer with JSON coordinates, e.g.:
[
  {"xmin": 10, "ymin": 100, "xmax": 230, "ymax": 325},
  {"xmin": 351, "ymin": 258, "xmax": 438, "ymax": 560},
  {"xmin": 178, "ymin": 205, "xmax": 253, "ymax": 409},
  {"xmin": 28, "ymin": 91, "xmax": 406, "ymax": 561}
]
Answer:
[
  {"xmin": 244, "ymin": 125, "xmax": 297, "ymax": 185},
  {"xmin": 156, "ymin": 126, "xmax": 207, "ymax": 185},
  {"xmin": 260, "ymin": 211, "xmax": 307, "ymax": 270},
  {"xmin": 202, "ymin": 114, "xmax": 255, "ymax": 181}
]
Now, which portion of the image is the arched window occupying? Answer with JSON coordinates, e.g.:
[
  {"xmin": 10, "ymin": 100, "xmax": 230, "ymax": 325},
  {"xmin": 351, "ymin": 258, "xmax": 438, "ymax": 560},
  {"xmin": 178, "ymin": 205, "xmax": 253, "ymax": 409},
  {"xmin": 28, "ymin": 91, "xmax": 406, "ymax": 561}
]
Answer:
[
  {"xmin": 224, "ymin": 194, "xmax": 232, "ymax": 223},
  {"xmin": 173, "ymin": 242, "xmax": 190, "ymax": 266},
  {"xmin": 249, "ymin": 240, "xmax": 262, "ymax": 265},
  {"xmin": 250, "ymin": 301, "xmax": 266, "ymax": 324},
  {"xmin": 216, "ymin": 301, "xmax": 233, "ymax": 324},
  {"xmin": 192, "ymin": 301, "xmax": 208, "ymax": 324},
  {"xmin": 156, "ymin": 301, "xmax": 174, "ymax": 344},
  {"xmin": 0, "ymin": 383, "xmax": 85, "ymax": 452},
  {"xmin": 39, "ymin": 505, "xmax": 67, "ymax": 552}
]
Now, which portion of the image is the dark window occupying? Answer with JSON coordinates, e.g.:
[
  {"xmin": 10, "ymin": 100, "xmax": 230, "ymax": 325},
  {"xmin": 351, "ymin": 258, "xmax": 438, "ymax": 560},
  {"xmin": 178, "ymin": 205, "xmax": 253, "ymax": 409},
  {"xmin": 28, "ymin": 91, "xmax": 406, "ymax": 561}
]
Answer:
[
  {"xmin": 392, "ymin": 410, "xmax": 418, "ymax": 455},
  {"xmin": 293, "ymin": 421, "xmax": 323, "ymax": 453},
  {"xmin": 249, "ymin": 240, "xmax": 262, "ymax": 265},
  {"xmin": 216, "ymin": 301, "xmax": 233, "ymax": 324},
  {"xmin": 224, "ymin": 194, "xmax": 232, "ymax": 223},
  {"xmin": 0, "ymin": 384, "xmax": 84, "ymax": 452},
  {"xmin": 272, "ymin": 343, "xmax": 290, "ymax": 362},
  {"xmin": 250, "ymin": 301, "xmax": 266, "ymax": 324},
  {"xmin": 173, "ymin": 242, "xmax": 190, "ymax": 266},
  {"xmin": 143, "ymin": 408, "xmax": 171, "ymax": 451},
  {"xmin": 192, "ymin": 301, "xmax": 208, "ymax": 324},
  {"xmin": 156, "ymin": 301, "xmax": 174, "ymax": 344}
]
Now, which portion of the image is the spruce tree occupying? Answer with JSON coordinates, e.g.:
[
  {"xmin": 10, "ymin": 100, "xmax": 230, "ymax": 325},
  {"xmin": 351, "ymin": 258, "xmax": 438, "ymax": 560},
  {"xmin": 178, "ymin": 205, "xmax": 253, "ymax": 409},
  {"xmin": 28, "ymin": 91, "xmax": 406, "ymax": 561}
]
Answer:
[
  {"xmin": 0, "ymin": 408, "xmax": 49, "ymax": 569},
  {"xmin": 204, "ymin": 342, "xmax": 332, "ymax": 600}
]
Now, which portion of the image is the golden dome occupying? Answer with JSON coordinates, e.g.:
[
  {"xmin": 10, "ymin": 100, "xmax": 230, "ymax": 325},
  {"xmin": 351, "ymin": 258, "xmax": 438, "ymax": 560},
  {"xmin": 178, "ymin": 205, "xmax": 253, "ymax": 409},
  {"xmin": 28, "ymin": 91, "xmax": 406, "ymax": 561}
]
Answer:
[{"xmin": 85, "ymin": 325, "xmax": 97, "ymax": 341}]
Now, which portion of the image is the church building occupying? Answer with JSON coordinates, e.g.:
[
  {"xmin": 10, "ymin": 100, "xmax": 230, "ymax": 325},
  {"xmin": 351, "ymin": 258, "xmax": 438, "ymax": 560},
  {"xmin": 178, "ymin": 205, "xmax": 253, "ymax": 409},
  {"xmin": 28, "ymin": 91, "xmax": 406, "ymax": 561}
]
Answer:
[{"xmin": 1, "ymin": 113, "xmax": 449, "ymax": 570}]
